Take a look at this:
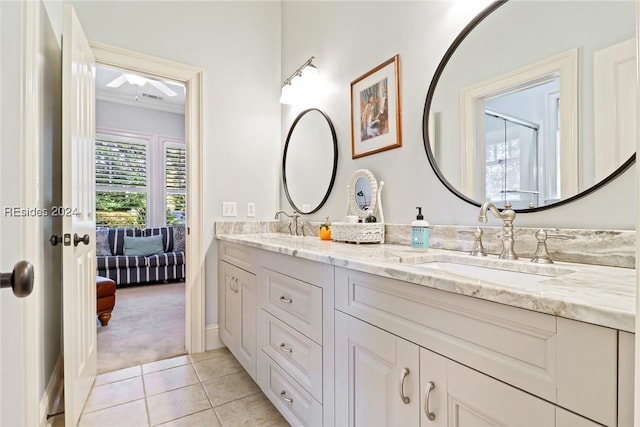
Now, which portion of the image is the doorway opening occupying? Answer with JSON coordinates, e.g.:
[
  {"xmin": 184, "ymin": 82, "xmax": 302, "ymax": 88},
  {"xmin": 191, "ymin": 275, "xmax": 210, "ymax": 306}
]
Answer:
[
  {"xmin": 90, "ymin": 42, "xmax": 205, "ymax": 371},
  {"xmin": 94, "ymin": 64, "xmax": 187, "ymax": 373}
]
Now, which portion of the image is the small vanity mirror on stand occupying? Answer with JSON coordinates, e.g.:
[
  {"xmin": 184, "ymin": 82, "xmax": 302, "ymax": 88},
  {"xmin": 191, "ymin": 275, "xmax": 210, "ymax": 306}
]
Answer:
[{"xmin": 332, "ymin": 169, "xmax": 385, "ymax": 244}]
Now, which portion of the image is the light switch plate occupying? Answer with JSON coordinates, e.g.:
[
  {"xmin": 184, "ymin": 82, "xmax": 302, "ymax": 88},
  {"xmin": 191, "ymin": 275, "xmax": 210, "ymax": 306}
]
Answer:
[
  {"xmin": 247, "ymin": 202, "xmax": 256, "ymax": 217},
  {"xmin": 222, "ymin": 202, "xmax": 237, "ymax": 217}
]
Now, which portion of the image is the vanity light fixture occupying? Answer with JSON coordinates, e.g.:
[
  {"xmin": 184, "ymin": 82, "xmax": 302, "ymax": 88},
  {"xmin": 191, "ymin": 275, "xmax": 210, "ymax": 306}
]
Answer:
[{"xmin": 279, "ymin": 56, "xmax": 318, "ymax": 104}]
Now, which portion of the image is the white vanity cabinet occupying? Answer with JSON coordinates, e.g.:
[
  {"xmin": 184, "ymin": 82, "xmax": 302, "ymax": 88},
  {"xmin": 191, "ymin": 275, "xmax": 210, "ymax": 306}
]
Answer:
[
  {"xmin": 256, "ymin": 250, "xmax": 334, "ymax": 427},
  {"xmin": 218, "ymin": 242, "xmax": 257, "ymax": 378},
  {"xmin": 335, "ymin": 266, "xmax": 619, "ymax": 426},
  {"xmin": 335, "ymin": 312, "xmax": 571, "ymax": 427}
]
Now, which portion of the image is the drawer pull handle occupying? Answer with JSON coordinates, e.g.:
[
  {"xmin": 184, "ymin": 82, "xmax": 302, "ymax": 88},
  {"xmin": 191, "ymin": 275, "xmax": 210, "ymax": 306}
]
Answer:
[
  {"xmin": 279, "ymin": 343, "xmax": 293, "ymax": 353},
  {"xmin": 279, "ymin": 296, "xmax": 293, "ymax": 304},
  {"xmin": 280, "ymin": 390, "xmax": 293, "ymax": 404},
  {"xmin": 424, "ymin": 381, "xmax": 436, "ymax": 421},
  {"xmin": 229, "ymin": 277, "xmax": 239, "ymax": 293},
  {"xmin": 399, "ymin": 367, "xmax": 410, "ymax": 404}
]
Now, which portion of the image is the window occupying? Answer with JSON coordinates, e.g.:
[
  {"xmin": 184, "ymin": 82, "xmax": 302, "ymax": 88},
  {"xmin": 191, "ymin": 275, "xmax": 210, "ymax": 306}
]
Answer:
[
  {"xmin": 95, "ymin": 131, "xmax": 186, "ymax": 228},
  {"xmin": 165, "ymin": 142, "xmax": 186, "ymax": 224},
  {"xmin": 95, "ymin": 134, "xmax": 149, "ymax": 228}
]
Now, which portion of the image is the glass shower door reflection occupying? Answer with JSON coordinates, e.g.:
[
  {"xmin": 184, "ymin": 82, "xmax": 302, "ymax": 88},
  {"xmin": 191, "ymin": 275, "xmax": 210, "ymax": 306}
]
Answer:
[{"xmin": 484, "ymin": 111, "xmax": 539, "ymax": 210}]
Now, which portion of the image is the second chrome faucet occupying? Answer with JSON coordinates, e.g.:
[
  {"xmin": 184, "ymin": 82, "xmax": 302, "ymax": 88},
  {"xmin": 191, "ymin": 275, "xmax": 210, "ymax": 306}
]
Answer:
[{"xmin": 478, "ymin": 201, "xmax": 518, "ymax": 260}]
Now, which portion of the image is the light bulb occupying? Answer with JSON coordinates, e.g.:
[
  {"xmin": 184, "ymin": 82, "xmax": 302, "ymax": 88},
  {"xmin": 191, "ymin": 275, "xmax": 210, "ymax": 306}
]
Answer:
[{"xmin": 279, "ymin": 83, "xmax": 295, "ymax": 104}]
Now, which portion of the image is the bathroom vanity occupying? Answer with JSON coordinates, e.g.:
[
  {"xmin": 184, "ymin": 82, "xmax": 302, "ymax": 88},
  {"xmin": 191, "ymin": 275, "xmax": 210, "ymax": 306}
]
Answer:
[{"xmin": 217, "ymin": 232, "xmax": 635, "ymax": 427}]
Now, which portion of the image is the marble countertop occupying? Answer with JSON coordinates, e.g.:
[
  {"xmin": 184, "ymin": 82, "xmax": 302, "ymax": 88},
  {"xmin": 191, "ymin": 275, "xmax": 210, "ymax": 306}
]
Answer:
[{"xmin": 216, "ymin": 233, "xmax": 637, "ymax": 332}]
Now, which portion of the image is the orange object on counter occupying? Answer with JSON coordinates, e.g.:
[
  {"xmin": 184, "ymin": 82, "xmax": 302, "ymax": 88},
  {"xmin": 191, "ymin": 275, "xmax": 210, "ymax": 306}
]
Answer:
[{"xmin": 319, "ymin": 217, "xmax": 332, "ymax": 240}]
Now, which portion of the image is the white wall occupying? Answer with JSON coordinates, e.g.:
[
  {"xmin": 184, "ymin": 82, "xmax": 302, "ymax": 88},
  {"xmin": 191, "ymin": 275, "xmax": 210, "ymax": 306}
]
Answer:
[
  {"xmin": 280, "ymin": 1, "xmax": 636, "ymax": 230},
  {"xmin": 69, "ymin": 1, "xmax": 282, "ymax": 327},
  {"xmin": 96, "ymin": 100, "xmax": 185, "ymax": 138}
]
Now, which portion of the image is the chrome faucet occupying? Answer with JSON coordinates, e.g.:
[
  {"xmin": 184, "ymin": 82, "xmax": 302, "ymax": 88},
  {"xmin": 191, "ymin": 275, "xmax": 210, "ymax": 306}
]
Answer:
[
  {"xmin": 274, "ymin": 210, "xmax": 300, "ymax": 236},
  {"xmin": 478, "ymin": 201, "xmax": 518, "ymax": 260}
]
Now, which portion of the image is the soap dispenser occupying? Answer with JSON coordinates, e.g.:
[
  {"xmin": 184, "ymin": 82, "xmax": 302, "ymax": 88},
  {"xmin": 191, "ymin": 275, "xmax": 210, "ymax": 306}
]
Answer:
[{"xmin": 411, "ymin": 207, "xmax": 430, "ymax": 250}]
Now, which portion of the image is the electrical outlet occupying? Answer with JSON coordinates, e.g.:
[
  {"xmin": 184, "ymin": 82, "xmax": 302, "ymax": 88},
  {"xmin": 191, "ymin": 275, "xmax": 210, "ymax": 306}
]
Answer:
[
  {"xmin": 222, "ymin": 202, "xmax": 237, "ymax": 217},
  {"xmin": 247, "ymin": 202, "xmax": 256, "ymax": 217}
]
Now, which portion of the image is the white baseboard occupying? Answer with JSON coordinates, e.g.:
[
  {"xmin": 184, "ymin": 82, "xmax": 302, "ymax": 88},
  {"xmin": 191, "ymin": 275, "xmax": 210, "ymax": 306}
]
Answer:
[
  {"xmin": 205, "ymin": 323, "xmax": 225, "ymax": 351},
  {"xmin": 39, "ymin": 354, "xmax": 64, "ymax": 427}
]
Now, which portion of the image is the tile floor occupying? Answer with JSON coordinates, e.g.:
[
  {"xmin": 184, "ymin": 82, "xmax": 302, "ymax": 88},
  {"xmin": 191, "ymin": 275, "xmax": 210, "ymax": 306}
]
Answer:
[{"xmin": 61, "ymin": 348, "xmax": 289, "ymax": 427}]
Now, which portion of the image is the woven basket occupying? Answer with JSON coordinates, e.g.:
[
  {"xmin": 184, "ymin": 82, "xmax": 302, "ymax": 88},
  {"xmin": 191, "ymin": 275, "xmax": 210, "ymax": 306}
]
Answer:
[{"xmin": 331, "ymin": 222, "xmax": 384, "ymax": 244}]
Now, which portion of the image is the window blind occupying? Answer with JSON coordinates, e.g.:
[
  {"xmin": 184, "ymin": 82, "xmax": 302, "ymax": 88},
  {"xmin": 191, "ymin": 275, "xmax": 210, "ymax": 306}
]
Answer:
[
  {"xmin": 96, "ymin": 138, "xmax": 148, "ymax": 189},
  {"xmin": 165, "ymin": 145, "xmax": 186, "ymax": 191}
]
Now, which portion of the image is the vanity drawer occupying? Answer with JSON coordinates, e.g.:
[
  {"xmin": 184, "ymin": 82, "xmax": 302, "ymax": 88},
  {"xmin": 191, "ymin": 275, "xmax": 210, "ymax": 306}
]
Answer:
[
  {"xmin": 259, "ymin": 310, "xmax": 323, "ymax": 402},
  {"xmin": 218, "ymin": 241, "xmax": 256, "ymax": 273},
  {"xmin": 258, "ymin": 352, "xmax": 323, "ymax": 427},
  {"xmin": 260, "ymin": 268, "xmax": 323, "ymax": 344}
]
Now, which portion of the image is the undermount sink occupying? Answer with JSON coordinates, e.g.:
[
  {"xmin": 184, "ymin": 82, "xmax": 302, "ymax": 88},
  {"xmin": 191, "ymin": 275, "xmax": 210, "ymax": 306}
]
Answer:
[{"xmin": 405, "ymin": 252, "xmax": 577, "ymax": 285}]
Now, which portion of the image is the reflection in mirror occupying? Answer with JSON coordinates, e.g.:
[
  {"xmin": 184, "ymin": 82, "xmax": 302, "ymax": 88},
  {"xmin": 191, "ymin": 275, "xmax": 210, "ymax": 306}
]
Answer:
[
  {"xmin": 283, "ymin": 109, "xmax": 338, "ymax": 214},
  {"xmin": 347, "ymin": 169, "xmax": 384, "ymax": 221},
  {"xmin": 355, "ymin": 177, "xmax": 372, "ymax": 210},
  {"xmin": 424, "ymin": 0, "xmax": 636, "ymax": 211}
]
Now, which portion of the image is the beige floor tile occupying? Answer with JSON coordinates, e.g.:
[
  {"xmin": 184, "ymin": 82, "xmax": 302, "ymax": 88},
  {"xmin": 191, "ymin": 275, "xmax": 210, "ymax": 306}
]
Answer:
[
  {"xmin": 83, "ymin": 376, "xmax": 145, "ymax": 413},
  {"xmin": 202, "ymin": 371, "xmax": 260, "ymax": 407},
  {"xmin": 215, "ymin": 393, "xmax": 289, "ymax": 427},
  {"xmin": 78, "ymin": 399, "xmax": 148, "ymax": 427},
  {"xmin": 94, "ymin": 365, "xmax": 142, "ymax": 387},
  {"xmin": 189, "ymin": 347, "xmax": 230, "ymax": 363},
  {"xmin": 146, "ymin": 383, "xmax": 212, "ymax": 426},
  {"xmin": 144, "ymin": 364, "xmax": 200, "ymax": 396},
  {"xmin": 193, "ymin": 352, "xmax": 243, "ymax": 382},
  {"xmin": 156, "ymin": 409, "xmax": 221, "ymax": 427},
  {"xmin": 142, "ymin": 355, "xmax": 191, "ymax": 374}
]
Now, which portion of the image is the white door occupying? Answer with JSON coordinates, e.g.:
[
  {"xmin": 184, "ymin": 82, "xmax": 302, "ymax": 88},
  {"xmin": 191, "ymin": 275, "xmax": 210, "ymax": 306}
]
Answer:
[
  {"xmin": 62, "ymin": 4, "xmax": 97, "ymax": 426},
  {"xmin": 335, "ymin": 312, "xmax": 419, "ymax": 427},
  {"xmin": 594, "ymin": 38, "xmax": 637, "ymax": 181}
]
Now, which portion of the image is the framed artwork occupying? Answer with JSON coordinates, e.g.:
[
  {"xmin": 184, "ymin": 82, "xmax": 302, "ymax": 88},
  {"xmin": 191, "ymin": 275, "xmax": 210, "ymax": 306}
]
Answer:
[{"xmin": 350, "ymin": 54, "xmax": 402, "ymax": 159}]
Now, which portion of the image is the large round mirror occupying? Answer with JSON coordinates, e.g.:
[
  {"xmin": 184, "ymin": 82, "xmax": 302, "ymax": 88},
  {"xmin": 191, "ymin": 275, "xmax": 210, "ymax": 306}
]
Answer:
[
  {"xmin": 283, "ymin": 108, "xmax": 338, "ymax": 214},
  {"xmin": 424, "ymin": 0, "xmax": 636, "ymax": 211}
]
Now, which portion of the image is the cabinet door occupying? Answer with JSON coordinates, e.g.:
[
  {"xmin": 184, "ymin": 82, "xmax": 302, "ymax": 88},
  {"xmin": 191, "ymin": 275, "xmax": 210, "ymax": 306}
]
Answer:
[
  {"xmin": 335, "ymin": 312, "xmax": 419, "ymax": 427},
  {"xmin": 235, "ymin": 266, "xmax": 257, "ymax": 378},
  {"xmin": 218, "ymin": 261, "xmax": 257, "ymax": 378},
  {"xmin": 447, "ymin": 361, "xmax": 555, "ymax": 427},
  {"xmin": 219, "ymin": 261, "xmax": 240, "ymax": 350}
]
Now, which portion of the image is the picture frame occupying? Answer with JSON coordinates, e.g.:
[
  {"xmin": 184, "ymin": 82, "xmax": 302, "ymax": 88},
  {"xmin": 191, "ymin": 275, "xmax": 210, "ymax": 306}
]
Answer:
[{"xmin": 350, "ymin": 55, "xmax": 402, "ymax": 159}]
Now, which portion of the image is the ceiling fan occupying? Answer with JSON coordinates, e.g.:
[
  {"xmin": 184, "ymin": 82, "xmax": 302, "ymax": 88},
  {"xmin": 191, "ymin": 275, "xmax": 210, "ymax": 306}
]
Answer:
[{"xmin": 105, "ymin": 73, "xmax": 178, "ymax": 97}]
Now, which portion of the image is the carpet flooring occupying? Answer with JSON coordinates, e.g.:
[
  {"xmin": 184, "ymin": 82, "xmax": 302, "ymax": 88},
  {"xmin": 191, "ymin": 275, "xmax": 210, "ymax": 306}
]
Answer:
[{"xmin": 97, "ymin": 282, "xmax": 186, "ymax": 374}]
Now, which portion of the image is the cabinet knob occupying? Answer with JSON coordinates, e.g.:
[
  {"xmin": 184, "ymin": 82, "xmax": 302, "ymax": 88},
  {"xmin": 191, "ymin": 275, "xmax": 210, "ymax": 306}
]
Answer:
[{"xmin": 279, "ymin": 296, "xmax": 292, "ymax": 304}]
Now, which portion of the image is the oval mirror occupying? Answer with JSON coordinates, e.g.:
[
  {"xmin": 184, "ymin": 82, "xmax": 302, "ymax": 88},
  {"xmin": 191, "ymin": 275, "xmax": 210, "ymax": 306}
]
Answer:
[
  {"xmin": 348, "ymin": 169, "xmax": 379, "ymax": 217},
  {"xmin": 283, "ymin": 108, "xmax": 338, "ymax": 214},
  {"xmin": 424, "ymin": 0, "xmax": 636, "ymax": 212}
]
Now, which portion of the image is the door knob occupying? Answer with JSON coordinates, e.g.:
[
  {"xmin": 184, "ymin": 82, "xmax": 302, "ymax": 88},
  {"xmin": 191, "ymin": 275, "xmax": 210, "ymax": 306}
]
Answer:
[
  {"xmin": 73, "ymin": 233, "xmax": 90, "ymax": 247},
  {"xmin": 49, "ymin": 235, "xmax": 62, "ymax": 246},
  {"xmin": 1, "ymin": 260, "xmax": 34, "ymax": 298}
]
